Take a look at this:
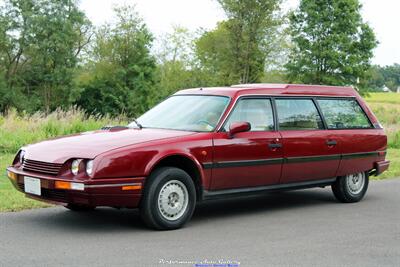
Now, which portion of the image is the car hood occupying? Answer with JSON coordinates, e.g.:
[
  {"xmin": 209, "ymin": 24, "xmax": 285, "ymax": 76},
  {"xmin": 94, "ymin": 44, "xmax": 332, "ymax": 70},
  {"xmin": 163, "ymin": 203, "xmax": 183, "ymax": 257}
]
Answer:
[{"xmin": 24, "ymin": 128, "xmax": 196, "ymax": 164}]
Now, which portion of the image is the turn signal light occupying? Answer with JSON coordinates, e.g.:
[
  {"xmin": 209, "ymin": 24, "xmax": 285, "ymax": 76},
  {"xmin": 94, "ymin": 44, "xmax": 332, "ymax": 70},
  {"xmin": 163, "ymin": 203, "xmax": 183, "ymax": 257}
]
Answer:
[
  {"xmin": 7, "ymin": 171, "xmax": 17, "ymax": 181},
  {"xmin": 122, "ymin": 185, "xmax": 142, "ymax": 191},
  {"xmin": 55, "ymin": 181, "xmax": 84, "ymax": 191}
]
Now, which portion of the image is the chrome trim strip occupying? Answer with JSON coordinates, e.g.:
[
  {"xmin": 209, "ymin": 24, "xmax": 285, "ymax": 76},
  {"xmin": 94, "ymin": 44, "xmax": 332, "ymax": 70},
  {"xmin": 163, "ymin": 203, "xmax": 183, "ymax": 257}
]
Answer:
[{"xmin": 85, "ymin": 183, "xmax": 142, "ymax": 188}]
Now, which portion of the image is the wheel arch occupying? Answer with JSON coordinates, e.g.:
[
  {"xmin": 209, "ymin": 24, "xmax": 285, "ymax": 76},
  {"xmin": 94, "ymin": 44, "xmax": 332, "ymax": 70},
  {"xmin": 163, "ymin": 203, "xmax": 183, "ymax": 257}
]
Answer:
[{"xmin": 145, "ymin": 153, "xmax": 205, "ymax": 201}]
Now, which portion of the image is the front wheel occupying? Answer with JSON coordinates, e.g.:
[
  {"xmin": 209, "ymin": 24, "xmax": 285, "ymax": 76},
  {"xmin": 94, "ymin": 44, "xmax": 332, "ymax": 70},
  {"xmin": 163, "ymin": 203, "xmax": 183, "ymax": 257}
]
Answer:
[
  {"xmin": 140, "ymin": 167, "xmax": 196, "ymax": 230},
  {"xmin": 332, "ymin": 172, "xmax": 369, "ymax": 203}
]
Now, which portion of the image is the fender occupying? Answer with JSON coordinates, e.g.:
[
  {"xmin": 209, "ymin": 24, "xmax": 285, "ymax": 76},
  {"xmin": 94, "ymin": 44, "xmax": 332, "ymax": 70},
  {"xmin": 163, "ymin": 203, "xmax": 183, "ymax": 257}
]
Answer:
[{"xmin": 144, "ymin": 150, "xmax": 207, "ymax": 188}]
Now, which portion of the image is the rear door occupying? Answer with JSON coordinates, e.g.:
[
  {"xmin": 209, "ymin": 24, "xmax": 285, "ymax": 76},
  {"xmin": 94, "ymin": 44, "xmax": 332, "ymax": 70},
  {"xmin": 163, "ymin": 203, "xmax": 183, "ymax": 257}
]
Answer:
[
  {"xmin": 316, "ymin": 98, "xmax": 385, "ymax": 176},
  {"xmin": 275, "ymin": 98, "xmax": 341, "ymax": 184},
  {"xmin": 211, "ymin": 97, "xmax": 283, "ymax": 190}
]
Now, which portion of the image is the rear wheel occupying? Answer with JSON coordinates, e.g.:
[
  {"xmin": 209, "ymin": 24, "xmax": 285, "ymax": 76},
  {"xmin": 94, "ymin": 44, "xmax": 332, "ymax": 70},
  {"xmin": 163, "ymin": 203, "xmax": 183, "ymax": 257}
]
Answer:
[
  {"xmin": 65, "ymin": 203, "xmax": 96, "ymax": 211},
  {"xmin": 332, "ymin": 172, "xmax": 369, "ymax": 203},
  {"xmin": 140, "ymin": 167, "xmax": 196, "ymax": 230}
]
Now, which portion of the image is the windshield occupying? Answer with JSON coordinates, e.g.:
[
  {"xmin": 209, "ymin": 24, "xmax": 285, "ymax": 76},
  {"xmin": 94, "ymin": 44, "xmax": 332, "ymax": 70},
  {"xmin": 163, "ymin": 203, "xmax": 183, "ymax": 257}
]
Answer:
[{"xmin": 129, "ymin": 95, "xmax": 230, "ymax": 132}]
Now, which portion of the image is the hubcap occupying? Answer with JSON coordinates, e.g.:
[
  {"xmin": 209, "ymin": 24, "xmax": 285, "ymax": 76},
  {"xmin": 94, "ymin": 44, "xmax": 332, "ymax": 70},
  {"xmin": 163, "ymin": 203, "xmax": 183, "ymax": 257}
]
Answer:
[
  {"xmin": 346, "ymin": 172, "xmax": 365, "ymax": 195},
  {"xmin": 158, "ymin": 180, "xmax": 189, "ymax": 221}
]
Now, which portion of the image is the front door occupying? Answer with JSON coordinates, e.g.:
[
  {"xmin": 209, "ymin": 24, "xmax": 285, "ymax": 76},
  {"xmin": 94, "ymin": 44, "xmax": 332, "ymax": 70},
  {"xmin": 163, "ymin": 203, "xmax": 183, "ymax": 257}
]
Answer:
[{"xmin": 211, "ymin": 97, "xmax": 283, "ymax": 190}]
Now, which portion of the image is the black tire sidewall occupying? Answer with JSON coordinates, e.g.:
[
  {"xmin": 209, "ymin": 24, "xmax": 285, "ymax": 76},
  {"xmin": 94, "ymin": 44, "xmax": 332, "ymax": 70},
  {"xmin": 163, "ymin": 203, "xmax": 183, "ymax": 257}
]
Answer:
[
  {"xmin": 333, "ymin": 172, "xmax": 369, "ymax": 203},
  {"xmin": 142, "ymin": 167, "xmax": 196, "ymax": 230}
]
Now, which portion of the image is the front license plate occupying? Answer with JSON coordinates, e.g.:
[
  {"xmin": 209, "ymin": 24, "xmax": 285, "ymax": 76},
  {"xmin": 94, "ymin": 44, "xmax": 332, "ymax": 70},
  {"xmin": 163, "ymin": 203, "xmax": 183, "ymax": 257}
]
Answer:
[{"xmin": 24, "ymin": 177, "xmax": 41, "ymax": 196}]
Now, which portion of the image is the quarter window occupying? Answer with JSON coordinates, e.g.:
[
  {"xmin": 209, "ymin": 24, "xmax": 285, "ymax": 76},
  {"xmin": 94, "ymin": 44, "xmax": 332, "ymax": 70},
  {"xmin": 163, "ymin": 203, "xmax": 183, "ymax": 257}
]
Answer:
[
  {"xmin": 317, "ymin": 99, "xmax": 372, "ymax": 129},
  {"xmin": 224, "ymin": 98, "xmax": 274, "ymax": 131},
  {"xmin": 276, "ymin": 99, "xmax": 324, "ymax": 130}
]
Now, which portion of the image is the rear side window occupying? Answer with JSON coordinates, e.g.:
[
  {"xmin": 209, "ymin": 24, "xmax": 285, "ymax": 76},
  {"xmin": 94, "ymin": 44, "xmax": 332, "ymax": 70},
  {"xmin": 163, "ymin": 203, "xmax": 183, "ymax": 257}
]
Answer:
[
  {"xmin": 317, "ymin": 99, "xmax": 372, "ymax": 129},
  {"xmin": 276, "ymin": 99, "xmax": 324, "ymax": 130},
  {"xmin": 224, "ymin": 98, "xmax": 274, "ymax": 131}
]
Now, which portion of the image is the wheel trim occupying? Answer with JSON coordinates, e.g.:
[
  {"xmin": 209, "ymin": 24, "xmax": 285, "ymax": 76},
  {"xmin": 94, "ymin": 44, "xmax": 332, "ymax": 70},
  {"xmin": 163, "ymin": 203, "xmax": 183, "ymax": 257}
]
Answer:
[
  {"xmin": 157, "ymin": 180, "xmax": 189, "ymax": 221},
  {"xmin": 345, "ymin": 172, "xmax": 365, "ymax": 195}
]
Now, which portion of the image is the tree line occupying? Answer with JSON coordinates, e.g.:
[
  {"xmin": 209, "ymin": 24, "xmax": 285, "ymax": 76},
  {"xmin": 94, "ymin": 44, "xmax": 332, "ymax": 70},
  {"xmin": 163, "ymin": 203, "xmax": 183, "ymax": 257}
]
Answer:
[{"xmin": 0, "ymin": 0, "xmax": 397, "ymax": 117}]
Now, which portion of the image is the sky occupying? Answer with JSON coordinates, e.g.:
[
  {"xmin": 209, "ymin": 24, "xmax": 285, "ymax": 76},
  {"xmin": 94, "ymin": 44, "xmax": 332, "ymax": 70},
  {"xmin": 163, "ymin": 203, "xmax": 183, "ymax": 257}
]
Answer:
[{"xmin": 80, "ymin": 0, "xmax": 400, "ymax": 66}]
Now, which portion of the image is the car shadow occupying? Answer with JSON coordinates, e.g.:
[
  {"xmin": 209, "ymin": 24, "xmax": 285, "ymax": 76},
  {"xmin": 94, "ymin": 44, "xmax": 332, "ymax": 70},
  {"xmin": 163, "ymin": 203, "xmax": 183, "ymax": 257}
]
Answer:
[
  {"xmin": 193, "ymin": 188, "xmax": 337, "ymax": 222},
  {"xmin": 27, "ymin": 188, "xmax": 338, "ymax": 232}
]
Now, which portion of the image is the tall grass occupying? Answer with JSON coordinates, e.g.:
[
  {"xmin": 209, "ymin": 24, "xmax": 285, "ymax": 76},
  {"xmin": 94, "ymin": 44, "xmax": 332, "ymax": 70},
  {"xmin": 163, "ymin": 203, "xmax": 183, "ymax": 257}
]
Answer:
[
  {"xmin": 365, "ymin": 92, "xmax": 400, "ymax": 105},
  {"xmin": 366, "ymin": 93, "xmax": 400, "ymax": 149},
  {"xmin": 0, "ymin": 108, "xmax": 127, "ymax": 154}
]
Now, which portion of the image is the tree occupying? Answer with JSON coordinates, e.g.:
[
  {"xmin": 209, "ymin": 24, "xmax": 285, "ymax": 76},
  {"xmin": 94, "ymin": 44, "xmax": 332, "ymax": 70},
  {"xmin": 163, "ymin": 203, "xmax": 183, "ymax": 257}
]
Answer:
[
  {"xmin": 77, "ymin": 5, "xmax": 157, "ymax": 117},
  {"xmin": 195, "ymin": 21, "xmax": 237, "ymax": 85},
  {"xmin": 381, "ymin": 64, "xmax": 400, "ymax": 91},
  {"xmin": 0, "ymin": 0, "xmax": 91, "ymax": 113},
  {"xmin": 0, "ymin": 0, "xmax": 35, "ymax": 112},
  {"xmin": 359, "ymin": 65, "xmax": 385, "ymax": 91},
  {"xmin": 154, "ymin": 26, "xmax": 201, "ymax": 101},
  {"xmin": 286, "ymin": 0, "xmax": 377, "ymax": 88},
  {"xmin": 195, "ymin": 0, "xmax": 283, "ymax": 85}
]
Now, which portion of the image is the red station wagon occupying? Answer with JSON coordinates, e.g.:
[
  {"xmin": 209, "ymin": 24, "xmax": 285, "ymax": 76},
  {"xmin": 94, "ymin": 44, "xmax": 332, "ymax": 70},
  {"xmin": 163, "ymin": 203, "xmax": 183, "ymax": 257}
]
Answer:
[{"xmin": 7, "ymin": 84, "xmax": 390, "ymax": 230}]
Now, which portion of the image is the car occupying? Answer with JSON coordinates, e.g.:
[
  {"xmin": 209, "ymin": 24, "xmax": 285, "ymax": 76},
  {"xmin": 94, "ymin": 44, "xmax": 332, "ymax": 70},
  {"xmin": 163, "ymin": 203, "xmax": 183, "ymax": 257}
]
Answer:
[{"xmin": 6, "ymin": 84, "xmax": 390, "ymax": 230}]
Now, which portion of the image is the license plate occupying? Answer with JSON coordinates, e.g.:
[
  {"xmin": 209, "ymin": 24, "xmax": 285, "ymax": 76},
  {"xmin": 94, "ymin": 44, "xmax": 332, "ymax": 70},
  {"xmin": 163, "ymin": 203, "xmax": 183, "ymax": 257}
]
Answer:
[{"xmin": 24, "ymin": 177, "xmax": 41, "ymax": 196}]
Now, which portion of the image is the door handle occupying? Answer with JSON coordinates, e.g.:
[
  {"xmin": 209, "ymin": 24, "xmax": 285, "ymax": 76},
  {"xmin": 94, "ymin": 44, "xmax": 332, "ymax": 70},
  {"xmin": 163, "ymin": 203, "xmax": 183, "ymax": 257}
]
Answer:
[
  {"xmin": 268, "ymin": 143, "xmax": 282, "ymax": 149},
  {"xmin": 326, "ymin": 140, "xmax": 337, "ymax": 146}
]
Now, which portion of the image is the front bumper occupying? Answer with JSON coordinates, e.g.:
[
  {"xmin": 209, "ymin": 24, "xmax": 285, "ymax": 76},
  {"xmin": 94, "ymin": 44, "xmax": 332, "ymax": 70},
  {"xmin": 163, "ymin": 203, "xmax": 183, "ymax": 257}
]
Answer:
[{"xmin": 6, "ymin": 166, "xmax": 145, "ymax": 208}]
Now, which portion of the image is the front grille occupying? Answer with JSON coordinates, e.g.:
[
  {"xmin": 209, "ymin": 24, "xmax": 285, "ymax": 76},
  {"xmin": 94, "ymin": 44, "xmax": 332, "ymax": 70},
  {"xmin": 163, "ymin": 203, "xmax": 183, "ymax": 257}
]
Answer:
[
  {"xmin": 18, "ymin": 183, "xmax": 68, "ymax": 203},
  {"xmin": 22, "ymin": 159, "xmax": 63, "ymax": 176},
  {"xmin": 42, "ymin": 189, "xmax": 68, "ymax": 202}
]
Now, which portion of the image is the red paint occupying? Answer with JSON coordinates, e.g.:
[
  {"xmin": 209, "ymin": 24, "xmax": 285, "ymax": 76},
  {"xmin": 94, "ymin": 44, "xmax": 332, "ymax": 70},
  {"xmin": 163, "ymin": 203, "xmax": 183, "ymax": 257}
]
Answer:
[
  {"xmin": 6, "ymin": 84, "xmax": 389, "ymax": 208},
  {"xmin": 279, "ymin": 130, "xmax": 341, "ymax": 183},
  {"xmin": 212, "ymin": 131, "xmax": 283, "ymax": 189}
]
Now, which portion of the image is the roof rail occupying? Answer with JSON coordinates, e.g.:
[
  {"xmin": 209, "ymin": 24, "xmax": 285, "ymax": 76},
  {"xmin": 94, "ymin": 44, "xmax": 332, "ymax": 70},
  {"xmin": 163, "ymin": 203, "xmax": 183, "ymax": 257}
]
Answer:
[{"xmin": 231, "ymin": 84, "xmax": 289, "ymax": 89}]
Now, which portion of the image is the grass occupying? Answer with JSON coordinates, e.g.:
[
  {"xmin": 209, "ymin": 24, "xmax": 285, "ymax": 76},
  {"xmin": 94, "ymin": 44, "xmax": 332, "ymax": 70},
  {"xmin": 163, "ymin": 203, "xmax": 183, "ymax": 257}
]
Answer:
[
  {"xmin": 0, "ymin": 108, "xmax": 127, "ymax": 154},
  {"xmin": 365, "ymin": 93, "xmax": 400, "ymax": 149},
  {"xmin": 0, "ymin": 93, "xmax": 399, "ymax": 212},
  {"xmin": 0, "ymin": 153, "xmax": 50, "ymax": 211},
  {"xmin": 0, "ymin": 108, "xmax": 126, "ymax": 212},
  {"xmin": 365, "ymin": 93, "xmax": 400, "ymax": 179},
  {"xmin": 375, "ymin": 149, "xmax": 400, "ymax": 180}
]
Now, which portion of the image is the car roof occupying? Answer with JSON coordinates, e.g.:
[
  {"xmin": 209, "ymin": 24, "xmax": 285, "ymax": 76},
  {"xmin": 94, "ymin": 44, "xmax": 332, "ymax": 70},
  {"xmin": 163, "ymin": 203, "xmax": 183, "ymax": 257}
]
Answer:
[{"xmin": 174, "ymin": 83, "xmax": 359, "ymax": 98}]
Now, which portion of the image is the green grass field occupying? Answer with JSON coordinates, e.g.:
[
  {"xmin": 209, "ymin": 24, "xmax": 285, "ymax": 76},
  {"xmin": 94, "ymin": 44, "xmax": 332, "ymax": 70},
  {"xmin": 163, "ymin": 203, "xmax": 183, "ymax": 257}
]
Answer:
[
  {"xmin": 0, "ymin": 94, "xmax": 399, "ymax": 212},
  {"xmin": 0, "ymin": 153, "xmax": 50, "ymax": 211},
  {"xmin": 0, "ymin": 109, "xmax": 125, "ymax": 211},
  {"xmin": 365, "ymin": 93, "xmax": 400, "ymax": 179}
]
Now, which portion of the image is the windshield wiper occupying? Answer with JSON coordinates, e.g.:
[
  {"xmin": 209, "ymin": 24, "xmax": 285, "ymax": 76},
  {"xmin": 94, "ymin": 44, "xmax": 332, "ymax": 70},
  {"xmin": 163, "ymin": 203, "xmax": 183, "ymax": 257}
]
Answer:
[{"xmin": 130, "ymin": 119, "xmax": 143, "ymax": 129}]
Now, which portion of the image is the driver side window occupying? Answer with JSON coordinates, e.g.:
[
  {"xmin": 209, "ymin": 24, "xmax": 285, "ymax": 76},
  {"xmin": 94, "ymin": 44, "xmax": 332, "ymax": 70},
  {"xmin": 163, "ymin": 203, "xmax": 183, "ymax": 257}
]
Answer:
[{"xmin": 224, "ymin": 98, "xmax": 274, "ymax": 131}]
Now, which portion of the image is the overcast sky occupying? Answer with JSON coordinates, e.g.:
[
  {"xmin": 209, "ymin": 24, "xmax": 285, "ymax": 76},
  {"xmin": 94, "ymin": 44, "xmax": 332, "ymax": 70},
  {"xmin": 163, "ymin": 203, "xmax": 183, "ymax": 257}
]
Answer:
[{"xmin": 80, "ymin": 0, "xmax": 399, "ymax": 66}]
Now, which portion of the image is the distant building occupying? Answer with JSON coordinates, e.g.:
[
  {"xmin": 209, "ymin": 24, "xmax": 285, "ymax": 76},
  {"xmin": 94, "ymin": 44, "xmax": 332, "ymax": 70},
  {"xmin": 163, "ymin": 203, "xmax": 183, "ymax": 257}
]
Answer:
[
  {"xmin": 397, "ymin": 87, "xmax": 400, "ymax": 93},
  {"xmin": 382, "ymin": 86, "xmax": 391, "ymax": 92}
]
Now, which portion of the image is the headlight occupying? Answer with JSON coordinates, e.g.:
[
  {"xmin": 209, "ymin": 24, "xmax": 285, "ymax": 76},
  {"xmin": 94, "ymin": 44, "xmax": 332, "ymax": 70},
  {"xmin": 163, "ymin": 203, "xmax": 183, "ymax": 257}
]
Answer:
[
  {"xmin": 19, "ymin": 150, "xmax": 26, "ymax": 164},
  {"xmin": 86, "ymin": 160, "xmax": 94, "ymax": 175},
  {"xmin": 71, "ymin": 159, "xmax": 81, "ymax": 175}
]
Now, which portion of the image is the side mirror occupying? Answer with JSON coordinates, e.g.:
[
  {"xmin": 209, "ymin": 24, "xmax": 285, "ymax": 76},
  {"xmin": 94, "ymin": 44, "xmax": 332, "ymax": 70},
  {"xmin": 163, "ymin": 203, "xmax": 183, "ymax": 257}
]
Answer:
[{"xmin": 228, "ymin": 122, "xmax": 251, "ymax": 138}]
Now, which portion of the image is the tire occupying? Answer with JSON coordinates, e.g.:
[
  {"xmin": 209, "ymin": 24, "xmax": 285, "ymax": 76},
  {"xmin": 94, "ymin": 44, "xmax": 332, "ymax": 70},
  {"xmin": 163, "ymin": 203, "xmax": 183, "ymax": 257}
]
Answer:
[
  {"xmin": 332, "ymin": 172, "xmax": 369, "ymax": 203},
  {"xmin": 65, "ymin": 203, "xmax": 96, "ymax": 211},
  {"xmin": 140, "ymin": 167, "xmax": 196, "ymax": 230}
]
